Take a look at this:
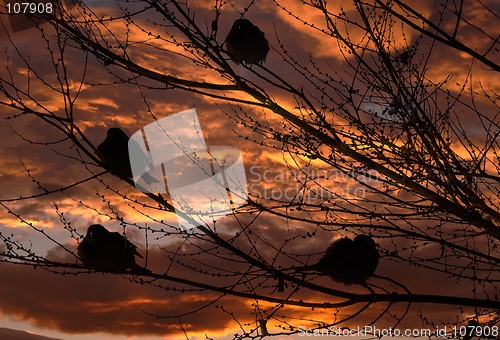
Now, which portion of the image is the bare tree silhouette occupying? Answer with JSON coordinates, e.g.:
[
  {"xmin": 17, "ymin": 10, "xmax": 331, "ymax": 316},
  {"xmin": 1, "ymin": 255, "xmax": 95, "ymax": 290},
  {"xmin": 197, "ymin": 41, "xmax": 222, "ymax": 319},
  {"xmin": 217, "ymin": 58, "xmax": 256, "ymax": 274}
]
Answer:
[{"xmin": 0, "ymin": 0, "xmax": 498, "ymax": 338}]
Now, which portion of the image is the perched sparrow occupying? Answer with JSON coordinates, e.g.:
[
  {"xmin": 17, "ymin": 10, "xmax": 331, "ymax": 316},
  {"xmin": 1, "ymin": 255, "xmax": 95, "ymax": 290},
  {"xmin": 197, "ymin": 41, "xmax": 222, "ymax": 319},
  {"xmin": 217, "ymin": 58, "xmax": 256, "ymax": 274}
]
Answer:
[
  {"xmin": 294, "ymin": 235, "xmax": 379, "ymax": 284},
  {"xmin": 78, "ymin": 224, "xmax": 151, "ymax": 274},
  {"xmin": 97, "ymin": 127, "xmax": 158, "ymax": 184},
  {"xmin": 226, "ymin": 19, "xmax": 269, "ymax": 65}
]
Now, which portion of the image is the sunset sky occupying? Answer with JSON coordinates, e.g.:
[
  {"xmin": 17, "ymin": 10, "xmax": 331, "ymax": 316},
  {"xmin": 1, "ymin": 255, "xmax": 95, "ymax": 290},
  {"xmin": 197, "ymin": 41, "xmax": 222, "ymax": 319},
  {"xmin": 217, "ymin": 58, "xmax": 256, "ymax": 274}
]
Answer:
[{"xmin": 0, "ymin": 0, "xmax": 498, "ymax": 339}]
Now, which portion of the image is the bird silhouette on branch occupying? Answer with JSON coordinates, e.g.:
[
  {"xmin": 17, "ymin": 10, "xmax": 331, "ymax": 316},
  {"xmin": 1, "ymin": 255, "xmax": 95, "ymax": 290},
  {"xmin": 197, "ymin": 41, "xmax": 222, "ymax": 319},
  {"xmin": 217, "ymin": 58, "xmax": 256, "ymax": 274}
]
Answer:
[
  {"xmin": 78, "ymin": 224, "xmax": 151, "ymax": 274},
  {"xmin": 225, "ymin": 18, "xmax": 269, "ymax": 65},
  {"xmin": 97, "ymin": 127, "xmax": 158, "ymax": 185},
  {"xmin": 292, "ymin": 235, "xmax": 379, "ymax": 285}
]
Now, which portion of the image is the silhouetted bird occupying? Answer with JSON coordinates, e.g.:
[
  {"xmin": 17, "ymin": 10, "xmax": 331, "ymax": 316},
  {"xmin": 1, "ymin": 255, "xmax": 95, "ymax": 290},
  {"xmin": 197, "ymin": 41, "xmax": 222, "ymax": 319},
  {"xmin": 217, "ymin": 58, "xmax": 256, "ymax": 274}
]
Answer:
[
  {"xmin": 226, "ymin": 19, "xmax": 269, "ymax": 65},
  {"xmin": 463, "ymin": 320, "xmax": 479, "ymax": 340},
  {"xmin": 78, "ymin": 224, "xmax": 151, "ymax": 274},
  {"xmin": 97, "ymin": 127, "xmax": 158, "ymax": 184},
  {"xmin": 294, "ymin": 235, "xmax": 379, "ymax": 284}
]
